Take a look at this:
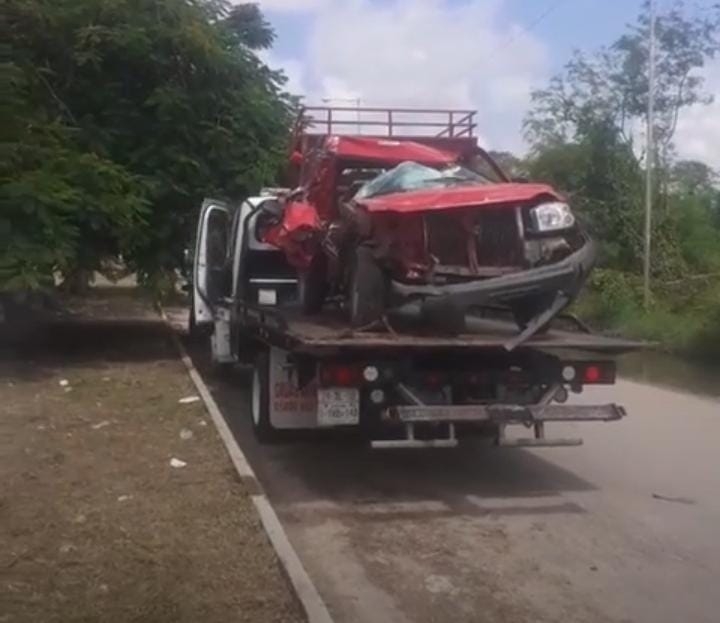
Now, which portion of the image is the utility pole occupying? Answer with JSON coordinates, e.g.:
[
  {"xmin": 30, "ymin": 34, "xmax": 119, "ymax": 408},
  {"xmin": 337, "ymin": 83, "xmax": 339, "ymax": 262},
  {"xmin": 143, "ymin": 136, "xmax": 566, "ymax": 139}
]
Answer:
[{"xmin": 643, "ymin": 0, "xmax": 656, "ymax": 309}]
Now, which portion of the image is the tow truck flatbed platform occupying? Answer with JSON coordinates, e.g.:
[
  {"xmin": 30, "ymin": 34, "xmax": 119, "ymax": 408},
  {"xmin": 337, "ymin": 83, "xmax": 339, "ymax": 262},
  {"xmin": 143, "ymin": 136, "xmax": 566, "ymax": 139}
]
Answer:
[{"xmin": 237, "ymin": 303, "xmax": 645, "ymax": 356}]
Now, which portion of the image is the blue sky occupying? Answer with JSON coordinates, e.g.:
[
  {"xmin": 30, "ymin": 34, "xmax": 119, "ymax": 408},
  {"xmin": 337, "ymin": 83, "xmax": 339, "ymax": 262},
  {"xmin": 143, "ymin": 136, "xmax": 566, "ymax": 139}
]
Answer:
[
  {"xmin": 252, "ymin": 0, "xmax": 720, "ymax": 165},
  {"xmin": 267, "ymin": 0, "xmax": 643, "ymax": 71}
]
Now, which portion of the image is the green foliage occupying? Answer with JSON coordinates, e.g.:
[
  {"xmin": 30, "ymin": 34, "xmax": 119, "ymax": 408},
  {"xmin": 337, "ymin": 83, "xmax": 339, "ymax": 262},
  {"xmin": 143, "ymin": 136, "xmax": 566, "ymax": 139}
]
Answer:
[
  {"xmin": 575, "ymin": 270, "xmax": 720, "ymax": 360},
  {"xmin": 487, "ymin": 151, "xmax": 527, "ymax": 179},
  {"xmin": 0, "ymin": 56, "xmax": 149, "ymax": 291},
  {"xmin": 2, "ymin": 0, "xmax": 294, "ymax": 291},
  {"xmin": 525, "ymin": 2, "xmax": 720, "ymax": 359},
  {"xmin": 574, "ymin": 269, "xmax": 644, "ymax": 326},
  {"xmin": 671, "ymin": 159, "xmax": 718, "ymax": 193},
  {"xmin": 525, "ymin": 2, "xmax": 720, "ymax": 151},
  {"xmin": 527, "ymin": 119, "xmax": 649, "ymax": 270}
]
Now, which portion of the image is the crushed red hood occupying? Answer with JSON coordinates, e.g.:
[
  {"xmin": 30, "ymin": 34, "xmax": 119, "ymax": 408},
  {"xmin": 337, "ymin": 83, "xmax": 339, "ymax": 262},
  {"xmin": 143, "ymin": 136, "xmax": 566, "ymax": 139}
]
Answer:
[{"xmin": 358, "ymin": 183, "xmax": 563, "ymax": 213}]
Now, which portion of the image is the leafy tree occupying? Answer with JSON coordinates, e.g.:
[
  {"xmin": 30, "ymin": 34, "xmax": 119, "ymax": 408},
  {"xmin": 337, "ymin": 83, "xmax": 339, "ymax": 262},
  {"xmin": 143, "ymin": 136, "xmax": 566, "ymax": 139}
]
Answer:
[
  {"xmin": 487, "ymin": 150, "xmax": 527, "ymax": 179},
  {"xmin": 524, "ymin": 2, "xmax": 720, "ymax": 278},
  {"xmin": 670, "ymin": 159, "xmax": 718, "ymax": 194},
  {"xmin": 1, "ymin": 52, "xmax": 148, "ymax": 291},
  {"xmin": 524, "ymin": 2, "xmax": 720, "ymax": 356},
  {"xmin": 527, "ymin": 119, "xmax": 649, "ymax": 271},
  {"xmin": 2, "ymin": 0, "xmax": 294, "ymax": 292},
  {"xmin": 525, "ymin": 1, "xmax": 720, "ymax": 158}
]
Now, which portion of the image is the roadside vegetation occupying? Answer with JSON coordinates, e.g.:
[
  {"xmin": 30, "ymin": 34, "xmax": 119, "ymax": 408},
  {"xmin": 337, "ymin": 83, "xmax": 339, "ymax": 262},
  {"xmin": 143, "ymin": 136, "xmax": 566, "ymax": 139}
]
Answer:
[
  {"xmin": 2, "ymin": 0, "xmax": 293, "ymax": 293},
  {"xmin": 502, "ymin": 1, "xmax": 720, "ymax": 360},
  {"xmin": 3, "ymin": 1, "xmax": 719, "ymax": 359}
]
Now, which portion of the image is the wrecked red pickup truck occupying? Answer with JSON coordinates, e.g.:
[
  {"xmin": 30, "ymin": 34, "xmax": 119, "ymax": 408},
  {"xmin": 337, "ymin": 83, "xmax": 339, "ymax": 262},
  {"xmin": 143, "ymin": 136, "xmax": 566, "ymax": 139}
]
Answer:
[
  {"xmin": 262, "ymin": 106, "xmax": 594, "ymax": 343},
  {"xmin": 191, "ymin": 106, "xmax": 645, "ymax": 447}
]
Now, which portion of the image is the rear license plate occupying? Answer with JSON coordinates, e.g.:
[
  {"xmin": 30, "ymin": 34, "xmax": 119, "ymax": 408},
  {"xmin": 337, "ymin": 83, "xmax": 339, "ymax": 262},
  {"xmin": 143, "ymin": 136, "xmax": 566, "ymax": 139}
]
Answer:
[{"xmin": 317, "ymin": 388, "xmax": 360, "ymax": 427}]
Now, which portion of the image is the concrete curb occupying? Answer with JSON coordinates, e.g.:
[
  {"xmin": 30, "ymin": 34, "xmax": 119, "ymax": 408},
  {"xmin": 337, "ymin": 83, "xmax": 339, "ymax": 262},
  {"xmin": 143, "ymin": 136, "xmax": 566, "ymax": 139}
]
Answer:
[{"xmin": 162, "ymin": 312, "xmax": 334, "ymax": 623}]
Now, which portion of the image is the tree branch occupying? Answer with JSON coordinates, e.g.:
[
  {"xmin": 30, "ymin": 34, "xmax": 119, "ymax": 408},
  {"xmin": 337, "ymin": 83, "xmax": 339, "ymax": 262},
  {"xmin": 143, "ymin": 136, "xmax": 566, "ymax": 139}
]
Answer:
[
  {"xmin": 34, "ymin": 67, "xmax": 78, "ymax": 126},
  {"xmin": 663, "ymin": 71, "xmax": 688, "ymax": 148}
]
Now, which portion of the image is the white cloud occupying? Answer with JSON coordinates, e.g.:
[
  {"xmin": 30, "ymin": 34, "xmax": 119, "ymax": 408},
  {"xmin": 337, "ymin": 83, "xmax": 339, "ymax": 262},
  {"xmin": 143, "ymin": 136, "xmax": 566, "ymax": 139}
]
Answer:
[
  {"xmin": 252, "ymin": 0, "xmax": 330, "ymax": 12},
  {"xmin": 262, "ymin": 0, "xmax": 550, "ymax": 153},
  {"xmin": 675, "ymin": 59, "xmax": 720, "ymax": 170},
  {"xmin": 257, "ymin": 1, "xmax": 719, "ymax": 166},
  {"xmin": 260, "ymin": 50, "xmax": 308, "ymax": 94}
]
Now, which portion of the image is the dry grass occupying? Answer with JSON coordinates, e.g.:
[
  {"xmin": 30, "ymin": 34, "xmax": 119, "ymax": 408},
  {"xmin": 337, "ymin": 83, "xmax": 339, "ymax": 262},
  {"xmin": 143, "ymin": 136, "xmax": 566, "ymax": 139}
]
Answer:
[{"xmin": 0, "ymin": 293, "xmax": 302, "ymax": 623}]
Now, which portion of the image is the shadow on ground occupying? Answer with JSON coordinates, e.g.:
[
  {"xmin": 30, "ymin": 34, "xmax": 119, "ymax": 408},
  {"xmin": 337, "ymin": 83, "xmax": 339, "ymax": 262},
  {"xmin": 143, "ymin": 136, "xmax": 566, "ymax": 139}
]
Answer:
[
  {"xmin": 0, "ymin": 288, "xmax": 178, "ymax": 382},
  {"xmin": 185, "ymin": 337, "xmax": 596, "ymax": 520},
  {"xmin": 1, "ymin": 322, "xmax": 178, "ymax": 384}
]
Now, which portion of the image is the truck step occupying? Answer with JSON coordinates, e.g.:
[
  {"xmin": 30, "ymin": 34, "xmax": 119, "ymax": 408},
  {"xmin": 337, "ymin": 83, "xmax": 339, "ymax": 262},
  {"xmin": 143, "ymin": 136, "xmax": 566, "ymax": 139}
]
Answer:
[
  {"xmin": 497, "ymin": 437, "xmax": 583, "ymax": 447},
  {"xmin": 385, "ymin": 403, "xmax": 625, "ymax": 424},
  {"xmin": 371, "ymin": 438, "xmax": 459, "ymax": 449},
  {"xmin": 371, "ymin": 422, "xmax": 458, "ymax": 450}
]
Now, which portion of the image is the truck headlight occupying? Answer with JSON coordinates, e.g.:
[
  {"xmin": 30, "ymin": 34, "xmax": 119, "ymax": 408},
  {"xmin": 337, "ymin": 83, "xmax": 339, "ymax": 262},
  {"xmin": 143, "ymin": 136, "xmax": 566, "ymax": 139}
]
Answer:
[{"xmin": 530, "ymin": 202, "xmax": 575, "ymax": 232}]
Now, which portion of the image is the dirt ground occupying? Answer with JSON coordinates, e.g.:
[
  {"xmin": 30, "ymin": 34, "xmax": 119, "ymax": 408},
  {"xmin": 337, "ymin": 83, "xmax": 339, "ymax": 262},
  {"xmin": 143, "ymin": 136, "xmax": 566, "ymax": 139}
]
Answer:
[{"xmin": 0, "ymin": 290, "xmax": 302, "ymax": 622}]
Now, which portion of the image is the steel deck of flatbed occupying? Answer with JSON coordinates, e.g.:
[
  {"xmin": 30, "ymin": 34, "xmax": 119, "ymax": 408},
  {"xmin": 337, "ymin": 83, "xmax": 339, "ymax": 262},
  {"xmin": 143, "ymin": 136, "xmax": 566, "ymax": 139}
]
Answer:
[{"xmin": 243, "ymin": 305, "xmax": 645, "ymax": 355}]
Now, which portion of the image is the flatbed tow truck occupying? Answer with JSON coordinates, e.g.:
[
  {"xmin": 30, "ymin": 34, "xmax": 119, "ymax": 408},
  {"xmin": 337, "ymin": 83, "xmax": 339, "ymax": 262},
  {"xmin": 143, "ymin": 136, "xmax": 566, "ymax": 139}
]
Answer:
[{"xmin": 191, "ymin": 106, "xmax": 644, "ymax": 448}]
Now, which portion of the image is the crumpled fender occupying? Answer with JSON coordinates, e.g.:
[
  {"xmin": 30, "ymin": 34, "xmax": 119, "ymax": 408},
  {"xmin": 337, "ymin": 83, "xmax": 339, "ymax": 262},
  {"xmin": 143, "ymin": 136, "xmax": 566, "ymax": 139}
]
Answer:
[
  {"xmin": 389, "ymin": 237, "xmax": 596, "ymax": 346},
  {"xmin": 262, "ymin": 200, "xmax": 322, "ymax": 269},
  {"xmin": 393, "ymin": 237, "xmax": 596, "ymax": 305}
]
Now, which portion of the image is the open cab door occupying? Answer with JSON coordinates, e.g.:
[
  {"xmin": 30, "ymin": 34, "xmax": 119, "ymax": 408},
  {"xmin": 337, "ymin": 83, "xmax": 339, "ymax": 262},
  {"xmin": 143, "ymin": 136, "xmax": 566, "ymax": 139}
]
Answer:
[{"xmin": 192, "ymin": 199, "xmax": 235, "ymax": 363}]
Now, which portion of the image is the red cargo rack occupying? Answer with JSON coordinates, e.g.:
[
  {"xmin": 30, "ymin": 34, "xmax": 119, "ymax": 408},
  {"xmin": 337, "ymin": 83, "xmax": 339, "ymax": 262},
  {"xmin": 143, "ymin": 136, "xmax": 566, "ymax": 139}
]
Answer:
[{"xmin": 296, "ymin": 105, "xmax": 477, "ymax": 138}]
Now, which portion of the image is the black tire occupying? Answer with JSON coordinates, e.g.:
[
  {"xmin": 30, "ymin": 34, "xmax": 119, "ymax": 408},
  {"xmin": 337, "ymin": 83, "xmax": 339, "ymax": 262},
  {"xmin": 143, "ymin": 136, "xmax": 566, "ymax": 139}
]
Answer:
[
  {"xmin": 211, "ymin": 360, "xmax": 236, "ymax": 378},
  {"xmin": 348, "ymin": 246, "xmax": 387, "ymax": 327},
  {"xmin": 251, "ymin": 348, "xmax": 277, "ymax": 443},
  {"xmin": 299, "ymin": 253, "xmax": 328, "ymax": 315}
]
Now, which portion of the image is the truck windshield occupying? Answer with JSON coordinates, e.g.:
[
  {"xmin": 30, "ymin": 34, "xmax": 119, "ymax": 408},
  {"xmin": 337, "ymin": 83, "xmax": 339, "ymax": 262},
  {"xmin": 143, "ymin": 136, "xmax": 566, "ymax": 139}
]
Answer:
[{"xmin": 355, "ymin": 161, "xmax": 489, "ymax": 200}]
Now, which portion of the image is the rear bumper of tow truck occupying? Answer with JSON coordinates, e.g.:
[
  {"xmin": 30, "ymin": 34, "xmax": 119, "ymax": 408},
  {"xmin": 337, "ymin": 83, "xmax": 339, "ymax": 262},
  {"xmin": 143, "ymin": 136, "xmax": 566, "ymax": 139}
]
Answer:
[{"xmin": 372, "ymin": 402, "xmax": 625, "ymax": 449}]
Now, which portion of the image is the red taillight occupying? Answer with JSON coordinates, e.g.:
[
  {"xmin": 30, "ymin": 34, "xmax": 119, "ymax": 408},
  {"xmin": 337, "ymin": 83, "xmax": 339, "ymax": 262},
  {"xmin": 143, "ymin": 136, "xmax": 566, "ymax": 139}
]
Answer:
[
  {"xmin": 584, "ymin": 365, "xmax": 601, "ymax": 383},
  {"xmin": 335, "ymin": 366, "xmax": 355, "ymax": 386},
  {"xmin": 560, "ymin": 361, "xmax": 615, "ymax": 385},
  {"xmin": 319, "ymin": 364, "xmax": 361, "ymax": 387}
]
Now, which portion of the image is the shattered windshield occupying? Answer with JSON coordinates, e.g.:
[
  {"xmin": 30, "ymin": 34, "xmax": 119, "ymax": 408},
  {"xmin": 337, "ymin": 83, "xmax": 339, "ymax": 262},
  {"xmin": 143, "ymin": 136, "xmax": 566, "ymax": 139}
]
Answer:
[{"xmin": 354, "ymin": 161, "xmax": 489, "ymax": 200}]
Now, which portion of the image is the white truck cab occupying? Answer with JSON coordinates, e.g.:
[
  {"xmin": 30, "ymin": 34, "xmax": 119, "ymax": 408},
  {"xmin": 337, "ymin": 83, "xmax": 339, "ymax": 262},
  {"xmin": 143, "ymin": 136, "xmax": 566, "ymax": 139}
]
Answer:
[{"xmin": 192, "ymin": 193, "xmax": 298, "ymax": 364}]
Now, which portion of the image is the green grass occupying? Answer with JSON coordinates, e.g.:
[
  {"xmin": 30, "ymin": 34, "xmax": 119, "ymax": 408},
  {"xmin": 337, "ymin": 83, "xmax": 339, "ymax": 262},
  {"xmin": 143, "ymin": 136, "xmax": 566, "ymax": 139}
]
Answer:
[{"xmin": 574, "ymin": 269, "xmax": 720, "ymax": 362}]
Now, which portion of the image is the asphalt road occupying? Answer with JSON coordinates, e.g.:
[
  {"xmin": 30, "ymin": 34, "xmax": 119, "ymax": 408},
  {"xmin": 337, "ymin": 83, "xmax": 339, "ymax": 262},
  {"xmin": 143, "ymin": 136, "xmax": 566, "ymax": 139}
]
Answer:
[{"xmin": 186, "ymin": 339, "xmax": 720, "ymax": 623}]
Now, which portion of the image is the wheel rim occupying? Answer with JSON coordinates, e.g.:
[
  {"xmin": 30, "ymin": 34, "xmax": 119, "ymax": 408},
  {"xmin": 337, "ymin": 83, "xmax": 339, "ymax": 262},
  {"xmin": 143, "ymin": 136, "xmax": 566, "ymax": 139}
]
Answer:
[{"xmin": 251, "ymin": 366, "xmax": 261, "ymax": 427}]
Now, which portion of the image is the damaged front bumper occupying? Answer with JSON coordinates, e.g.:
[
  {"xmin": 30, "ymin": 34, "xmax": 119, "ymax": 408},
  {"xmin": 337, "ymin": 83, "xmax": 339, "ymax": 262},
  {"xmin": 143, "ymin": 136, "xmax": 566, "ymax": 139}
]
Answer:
[{"xmin": 390, "ymin": 238, "xmax": 597, "ymax": 347}]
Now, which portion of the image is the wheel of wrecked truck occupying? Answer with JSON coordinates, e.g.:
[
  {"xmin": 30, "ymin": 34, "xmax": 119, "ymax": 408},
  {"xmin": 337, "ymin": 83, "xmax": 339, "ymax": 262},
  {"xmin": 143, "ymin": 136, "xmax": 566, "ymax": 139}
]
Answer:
[
  {"xmin": 251, "ymin": 348, "xmax": 277, "ymax": 442},
  {"xmin": 348, "ymin": 246, "xmax": 388, "ymax": 328},
  {"xmin": 299, "ymin": 253, "xmax": 328, "ymax": 315}
]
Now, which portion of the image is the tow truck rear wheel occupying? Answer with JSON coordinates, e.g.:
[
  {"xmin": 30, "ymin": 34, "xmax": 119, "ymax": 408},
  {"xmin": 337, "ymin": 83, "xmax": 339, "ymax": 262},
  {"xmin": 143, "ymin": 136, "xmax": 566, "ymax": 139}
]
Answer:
[
  {"xmin": 251, "ymin": 348, "xmax": 277, "ymax": 442},
  {"xmin": 348, "ymin": 246, "xmax": 387, "ymax": 327}
]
